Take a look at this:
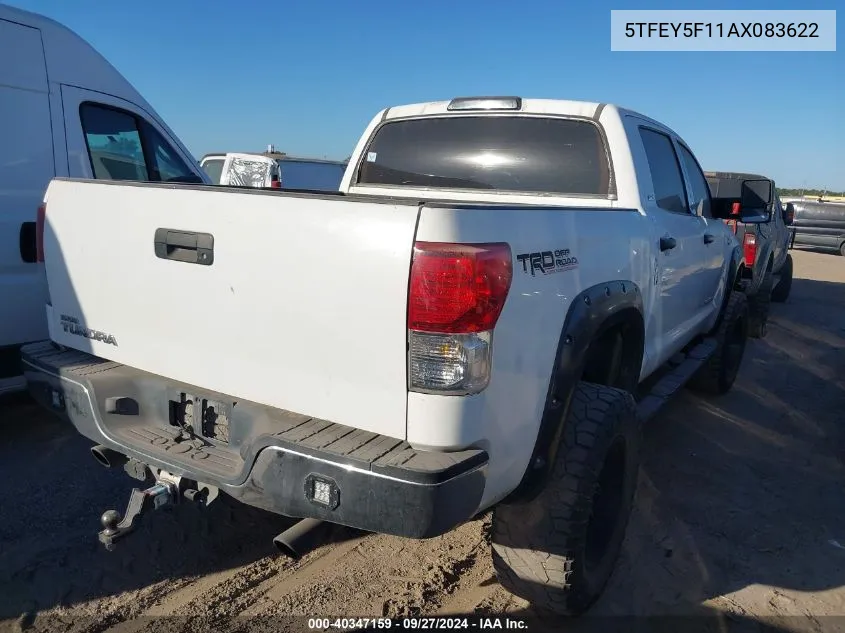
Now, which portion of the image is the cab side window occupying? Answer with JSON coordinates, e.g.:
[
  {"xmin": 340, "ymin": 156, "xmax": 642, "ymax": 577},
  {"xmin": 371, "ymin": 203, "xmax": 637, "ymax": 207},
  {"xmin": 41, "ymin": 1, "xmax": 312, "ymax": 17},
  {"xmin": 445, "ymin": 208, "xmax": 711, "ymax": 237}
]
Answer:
[
  {"xmin": 140, "ymin": 120, "xmax": 202, "ymax": 183},
  {"xmin": 79, "ymin": 104, "xmax": 148, "ymax": 181},
  {"xmin": 80, "ymin": 103, "xmax": 200, "ymax": 183},
  {"xmin": 639, "ymin": 127, "xmax": 689, "ymax": 214},
  {"xmin": 677, "ymin": 143, "xmax": 713, "ymax": 218}
]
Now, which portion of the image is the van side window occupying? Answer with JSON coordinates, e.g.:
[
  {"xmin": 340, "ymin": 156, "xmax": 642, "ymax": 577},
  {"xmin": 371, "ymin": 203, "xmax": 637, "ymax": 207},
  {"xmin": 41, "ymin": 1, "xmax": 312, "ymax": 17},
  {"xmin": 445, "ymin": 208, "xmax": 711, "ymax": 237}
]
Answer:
[
  {"xmin": 140, "ymin": 120, "xmax": 202, "ymax": 183},
  {"xmin": 677, "ymin": 143, "xmax": 713, "ymax": 218},
  {"xmin": 639, "ymin": 127, "xmax": 689, "ymax": 215},
  {"xmin": 80, "ymin": 103, "xmax": 199, "ymax": 183},
  {"xmin": 80, "ymin": 104, "xmax": 149, "ymax": 181}
]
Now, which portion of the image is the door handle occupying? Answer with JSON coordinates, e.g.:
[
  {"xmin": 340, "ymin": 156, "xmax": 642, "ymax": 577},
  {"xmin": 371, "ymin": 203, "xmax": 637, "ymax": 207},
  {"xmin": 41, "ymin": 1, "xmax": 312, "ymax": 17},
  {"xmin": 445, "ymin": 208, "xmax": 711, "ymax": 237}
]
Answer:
[
  {"xmin": 154, "ymin": 228, "xmax": 214, "ymax": 265},
  {"xmin": 659, "ymin": 235, "xmax": 677, "ymax": 252},
  {"xmin": 704, "ymin": 233, "xmax": 715, "ymax": 244}
]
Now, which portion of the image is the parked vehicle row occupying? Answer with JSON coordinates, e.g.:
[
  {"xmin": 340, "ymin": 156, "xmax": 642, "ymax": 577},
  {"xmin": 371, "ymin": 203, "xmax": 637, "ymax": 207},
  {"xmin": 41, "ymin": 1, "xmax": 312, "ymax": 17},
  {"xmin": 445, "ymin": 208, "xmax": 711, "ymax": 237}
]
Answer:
[{"xmin": 705, "ymin": 172, "xmax": 795, "ymax": 337}]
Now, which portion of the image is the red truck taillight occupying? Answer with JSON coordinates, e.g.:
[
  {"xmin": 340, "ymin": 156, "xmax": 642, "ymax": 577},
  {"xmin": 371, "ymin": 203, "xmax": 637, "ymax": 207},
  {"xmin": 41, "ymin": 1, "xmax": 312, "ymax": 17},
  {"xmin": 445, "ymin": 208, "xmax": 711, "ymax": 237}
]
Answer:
[
  {"xmin": 36, "ymin": 203, "xmax": 46, "ymax": 263},
  {"xmin": 743, "ymin": 232, "xmax": 757, "ymax": 267},
  {"xmin": 407, "ymin": 242, "xmax": 512, "ymax": 394}
]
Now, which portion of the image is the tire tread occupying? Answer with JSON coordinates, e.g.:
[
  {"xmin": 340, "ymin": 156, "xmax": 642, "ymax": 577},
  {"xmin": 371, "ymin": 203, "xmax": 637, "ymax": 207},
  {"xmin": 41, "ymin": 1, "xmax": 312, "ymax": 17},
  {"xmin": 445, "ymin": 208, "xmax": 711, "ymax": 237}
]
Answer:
[{"xmin": 491, "ymin": 382, "xmax": 640, "ymax": 615}]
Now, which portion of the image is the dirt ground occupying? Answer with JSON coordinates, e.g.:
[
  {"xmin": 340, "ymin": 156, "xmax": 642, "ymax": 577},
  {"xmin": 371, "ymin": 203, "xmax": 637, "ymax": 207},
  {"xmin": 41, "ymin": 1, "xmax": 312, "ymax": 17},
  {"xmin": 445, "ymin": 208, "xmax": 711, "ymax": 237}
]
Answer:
[{"xmin": 1, "ymin": 248, "xmax": 844, "ymax": 633}]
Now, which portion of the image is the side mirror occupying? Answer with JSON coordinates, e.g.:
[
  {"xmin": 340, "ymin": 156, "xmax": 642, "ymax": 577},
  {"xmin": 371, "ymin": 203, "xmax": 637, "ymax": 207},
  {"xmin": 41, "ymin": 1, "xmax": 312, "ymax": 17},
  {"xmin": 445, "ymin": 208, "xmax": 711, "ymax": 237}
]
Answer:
[
  {"xmin": 739, "ymin": 179, "xmax": 772, "ymax": 223},
  {"xmin": 783, "ymin": 202, "xmax": 795, "ymax": 226}
]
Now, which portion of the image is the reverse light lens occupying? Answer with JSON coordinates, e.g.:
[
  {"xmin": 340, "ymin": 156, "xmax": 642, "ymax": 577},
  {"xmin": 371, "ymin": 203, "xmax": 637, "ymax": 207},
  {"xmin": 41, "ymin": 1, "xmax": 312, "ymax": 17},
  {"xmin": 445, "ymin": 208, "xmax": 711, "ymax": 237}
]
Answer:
[{"xmin": 409, "ymin": 330, "xmax": 492, "ymax": 393}]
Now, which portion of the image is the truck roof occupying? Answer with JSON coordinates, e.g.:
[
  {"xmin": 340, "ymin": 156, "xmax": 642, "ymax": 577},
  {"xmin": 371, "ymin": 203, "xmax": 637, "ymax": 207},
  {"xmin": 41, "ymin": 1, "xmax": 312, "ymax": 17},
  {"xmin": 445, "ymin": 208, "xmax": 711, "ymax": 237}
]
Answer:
[
  {"xmin": 379, "ymin": 97, "xmax": 681, "ymax": 142},
  {"xmin": 704, "ymin": 171, "xmax": 771, "ymax": 182},
  {"xmin": 383, "ymin": 97, "xmax": 666, "ymax": 127}
]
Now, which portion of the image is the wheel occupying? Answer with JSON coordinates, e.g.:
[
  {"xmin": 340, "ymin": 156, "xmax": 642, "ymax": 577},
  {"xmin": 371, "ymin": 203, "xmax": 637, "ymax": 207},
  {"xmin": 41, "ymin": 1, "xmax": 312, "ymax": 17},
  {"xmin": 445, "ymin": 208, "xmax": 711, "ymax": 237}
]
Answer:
[
  {"xmin": 688, "ymin": 291, "xmax": 749, "ymax": 395},
  {"xmin": 491, "ymin": 382, "xmax": 640, "ymax": 616},
  {"xmin": 840, "ymin": 242, "xmax": 845, "ymax": 257},
  {"xmin": 771, "ymin": 254, "xmax": 793, "ymax": 303},
  {"xmin": 747, "ymin": 270, "xmax": 772, "ymax": 338}
]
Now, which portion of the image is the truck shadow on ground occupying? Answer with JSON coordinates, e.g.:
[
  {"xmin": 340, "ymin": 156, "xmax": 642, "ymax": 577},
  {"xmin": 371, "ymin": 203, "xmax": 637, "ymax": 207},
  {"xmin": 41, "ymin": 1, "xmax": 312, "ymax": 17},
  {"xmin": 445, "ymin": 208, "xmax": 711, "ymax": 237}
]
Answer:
[
  {"xmin": 0, "ymin": 400, "xmax": 364, "ymax": 621},
  {"xmin": 491, "ymin": 277, "xmax": 845, "ymax": 630}
]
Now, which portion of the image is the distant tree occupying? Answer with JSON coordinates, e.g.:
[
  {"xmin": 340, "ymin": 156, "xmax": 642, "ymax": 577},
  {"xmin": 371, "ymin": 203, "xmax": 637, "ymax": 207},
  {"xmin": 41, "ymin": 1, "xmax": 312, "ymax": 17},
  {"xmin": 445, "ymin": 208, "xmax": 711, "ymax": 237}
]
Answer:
[{"xmin": 777, "ymin": 187, "xmax": 845, "ymax": 197}]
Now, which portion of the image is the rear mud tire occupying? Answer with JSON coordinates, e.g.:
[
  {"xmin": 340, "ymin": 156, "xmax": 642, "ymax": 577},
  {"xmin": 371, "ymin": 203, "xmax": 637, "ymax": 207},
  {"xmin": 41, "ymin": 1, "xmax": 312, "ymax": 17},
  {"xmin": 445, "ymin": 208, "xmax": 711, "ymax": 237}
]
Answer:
[
  {"xmin": 771, "ymin": 254, "xmax": 793, "ymax": 303},
  {"xmin": 491, "ymin": 382, "xmax": 640, "ymax": 616},
  {"xmin": 688, "ymin": 291, "xmax": 749, "ymax": 395},
  {"xmin": 747, "ymin": 271, "xmax": 773, "ymax": 338}
]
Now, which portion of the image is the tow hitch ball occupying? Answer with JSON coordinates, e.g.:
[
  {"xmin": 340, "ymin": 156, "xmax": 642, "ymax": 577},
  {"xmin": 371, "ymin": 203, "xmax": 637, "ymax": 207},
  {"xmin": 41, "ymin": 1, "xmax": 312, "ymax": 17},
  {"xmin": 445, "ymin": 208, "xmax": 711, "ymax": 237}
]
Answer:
[{"xmin": 98, "ymin": 474, "xmax": 215, "ymax": 551}]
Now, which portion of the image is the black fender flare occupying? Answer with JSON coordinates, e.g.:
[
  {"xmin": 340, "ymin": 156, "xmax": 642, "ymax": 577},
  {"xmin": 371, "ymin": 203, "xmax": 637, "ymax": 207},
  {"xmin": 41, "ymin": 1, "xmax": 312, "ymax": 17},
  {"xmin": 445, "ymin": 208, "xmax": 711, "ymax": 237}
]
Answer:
[
  {"xmin": 749, "ymin": 240, "xmax": 775, "ymax": 292},
  {"xmin": 717, "ymin": 244, "xmax": 745, "ymax": 327},
  {"xmin": 507, "ymin": 280, "xmax": 645, "ymax": 503},
  {"xmin": 727, "ymin": 243, "xmax": 744, "ymax": 290}
]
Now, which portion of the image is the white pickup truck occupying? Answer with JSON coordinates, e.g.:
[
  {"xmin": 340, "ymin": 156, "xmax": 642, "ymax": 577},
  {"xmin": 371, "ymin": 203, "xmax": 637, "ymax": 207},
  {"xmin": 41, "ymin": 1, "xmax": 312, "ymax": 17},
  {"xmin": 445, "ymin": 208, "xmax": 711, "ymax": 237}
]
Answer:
[{"xmin": 22, "ymin": 96, "xmax": 769, "ymax": 615}]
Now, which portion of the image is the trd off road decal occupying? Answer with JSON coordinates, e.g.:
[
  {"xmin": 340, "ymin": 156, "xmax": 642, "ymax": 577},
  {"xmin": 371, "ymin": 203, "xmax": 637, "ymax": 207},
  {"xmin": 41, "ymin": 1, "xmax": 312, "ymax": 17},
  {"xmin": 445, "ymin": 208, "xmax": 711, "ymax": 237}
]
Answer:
[
  {"xmin": 516, "ymin": 249, "xmax": 579, "ymax": 276},
  {"xmin": 59, "ymin": 314, "xmax": 118, "ymax": 346}
]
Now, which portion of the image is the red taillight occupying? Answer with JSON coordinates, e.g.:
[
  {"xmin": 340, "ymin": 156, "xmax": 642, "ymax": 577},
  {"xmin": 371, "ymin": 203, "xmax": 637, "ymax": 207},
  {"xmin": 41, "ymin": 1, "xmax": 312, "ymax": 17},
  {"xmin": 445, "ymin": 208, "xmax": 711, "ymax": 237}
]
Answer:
[
  {"xmin": 36, "ymin": 203, "xmax": 46, "ymax": 263},
  {"xmin": 270, "ymin": 175, "xmax": 281, "ymax": 189},
  {"xmin": 730, "ymin": 202, "xmax": 742, "ymax": 217},
  {"xmin": 408, "ymin": 242, "xmax": 512, "ymax": 334},
  {"xmin": 743, "ymin": 232, "xmax": 757, "ymax": 267}
]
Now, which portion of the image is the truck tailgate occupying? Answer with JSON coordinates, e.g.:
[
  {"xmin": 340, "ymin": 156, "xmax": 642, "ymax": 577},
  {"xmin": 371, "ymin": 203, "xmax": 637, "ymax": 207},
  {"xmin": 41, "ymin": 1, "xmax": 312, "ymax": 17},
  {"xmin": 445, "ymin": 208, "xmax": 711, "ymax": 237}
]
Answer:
[{"xmin": 41, "ymin": 179, "xmax": 419, "ymax": 439}]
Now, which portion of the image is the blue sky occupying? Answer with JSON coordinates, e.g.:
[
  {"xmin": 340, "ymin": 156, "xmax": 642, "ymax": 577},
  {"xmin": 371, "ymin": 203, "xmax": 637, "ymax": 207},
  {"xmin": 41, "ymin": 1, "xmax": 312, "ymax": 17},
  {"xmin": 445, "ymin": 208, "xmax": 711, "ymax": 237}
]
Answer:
[{"xmin": 11, "ymin": 0, "xmax": 844, "ymax": 190}]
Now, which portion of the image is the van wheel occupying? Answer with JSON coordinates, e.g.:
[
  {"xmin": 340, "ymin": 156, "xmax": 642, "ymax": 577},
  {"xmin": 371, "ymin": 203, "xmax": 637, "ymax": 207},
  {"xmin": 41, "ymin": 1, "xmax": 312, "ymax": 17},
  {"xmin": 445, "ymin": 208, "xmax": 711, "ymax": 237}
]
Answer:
[
  {"xmin": 747, "ymin": 271, "xmax": 773, "ymax": 338},
  {"xmin": 491, "ymin": 382, "xmax": 640, "ymax": 616},
  {"xmin": 689, "ymin": 291, "xmax": 749, "ymax": 395},
  {"xmin": 771, "ymin": 254, "xmax": 793, "ymax": 303}
]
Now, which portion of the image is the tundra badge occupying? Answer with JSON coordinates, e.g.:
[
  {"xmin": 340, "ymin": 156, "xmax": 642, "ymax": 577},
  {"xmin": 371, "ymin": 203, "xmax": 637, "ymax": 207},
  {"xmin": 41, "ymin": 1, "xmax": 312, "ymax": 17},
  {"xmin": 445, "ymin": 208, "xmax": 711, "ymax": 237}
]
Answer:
[{"xmin": 59, "ymin": 314, "xmax": 118, "ymax": 346}]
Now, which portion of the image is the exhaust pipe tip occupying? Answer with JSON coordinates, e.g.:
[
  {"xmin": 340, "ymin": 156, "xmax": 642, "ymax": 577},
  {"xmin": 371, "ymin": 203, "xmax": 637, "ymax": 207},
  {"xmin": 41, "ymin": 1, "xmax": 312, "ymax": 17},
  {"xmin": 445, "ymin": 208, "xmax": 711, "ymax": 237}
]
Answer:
[
  {"xmin": 273, "ymin": 518, "xmax": 326, "ymax": 560},
  {"xmin": 91, "ymin": 445, "xmax": 128, "ymax": 469},
  {"xmin": 272, "ymin": 535, "xmax": 302, "ymax": 559}
]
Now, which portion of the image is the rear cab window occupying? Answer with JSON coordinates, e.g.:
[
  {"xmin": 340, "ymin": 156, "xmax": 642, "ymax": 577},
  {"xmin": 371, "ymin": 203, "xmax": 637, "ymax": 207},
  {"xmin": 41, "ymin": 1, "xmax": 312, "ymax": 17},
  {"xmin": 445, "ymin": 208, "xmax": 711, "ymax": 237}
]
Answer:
[
  {"xmin": 356, "ymin": 116, "xmax": 612, "ymax": 197},
  {"xmin": 79, "ymin": 103, "xmax": 202, "ymax": 183}
]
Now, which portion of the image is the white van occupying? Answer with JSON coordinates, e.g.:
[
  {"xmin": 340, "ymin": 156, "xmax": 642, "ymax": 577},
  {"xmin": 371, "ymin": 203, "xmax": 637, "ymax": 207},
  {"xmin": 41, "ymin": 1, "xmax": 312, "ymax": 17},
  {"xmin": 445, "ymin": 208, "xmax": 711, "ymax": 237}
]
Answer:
[{"xmin": 0, "ymin": 3, "xmax": 208, "ymax": 392}]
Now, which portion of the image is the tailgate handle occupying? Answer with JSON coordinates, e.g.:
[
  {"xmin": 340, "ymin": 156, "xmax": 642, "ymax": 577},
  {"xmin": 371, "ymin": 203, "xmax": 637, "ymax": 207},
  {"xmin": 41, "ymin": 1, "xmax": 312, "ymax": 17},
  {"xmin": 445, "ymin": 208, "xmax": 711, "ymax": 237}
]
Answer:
[{"xmin": 154, "ymin": 228, "xmax": 214, "ymax": 266}]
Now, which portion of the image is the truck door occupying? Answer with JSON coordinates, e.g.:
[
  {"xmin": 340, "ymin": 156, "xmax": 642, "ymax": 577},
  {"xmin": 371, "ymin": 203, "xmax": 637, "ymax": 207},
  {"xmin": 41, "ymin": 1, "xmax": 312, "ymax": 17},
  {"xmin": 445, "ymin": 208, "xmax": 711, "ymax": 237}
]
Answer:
[
  {"xmin": 638, "ymin": 127, "xmax": 712, "ymax": 356},
  {"xmin": 60, "ymin": 85, "xmax": 203, "ymax": 184},
  {"xmin": 676, "ymin": 142, "xmax": 726, "ymax": 312},
  {"xmin": 0, "ymin": 19, "xmax": 52, "ymax": 351}
]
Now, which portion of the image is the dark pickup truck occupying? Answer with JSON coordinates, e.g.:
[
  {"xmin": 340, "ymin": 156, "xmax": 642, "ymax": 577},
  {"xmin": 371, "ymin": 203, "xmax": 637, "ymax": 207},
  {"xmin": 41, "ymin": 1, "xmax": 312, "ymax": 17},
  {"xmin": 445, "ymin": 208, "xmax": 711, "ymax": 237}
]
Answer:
[{"xmin": 706, "ymin": 172, "xmax": 795, "ymax": 337}]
